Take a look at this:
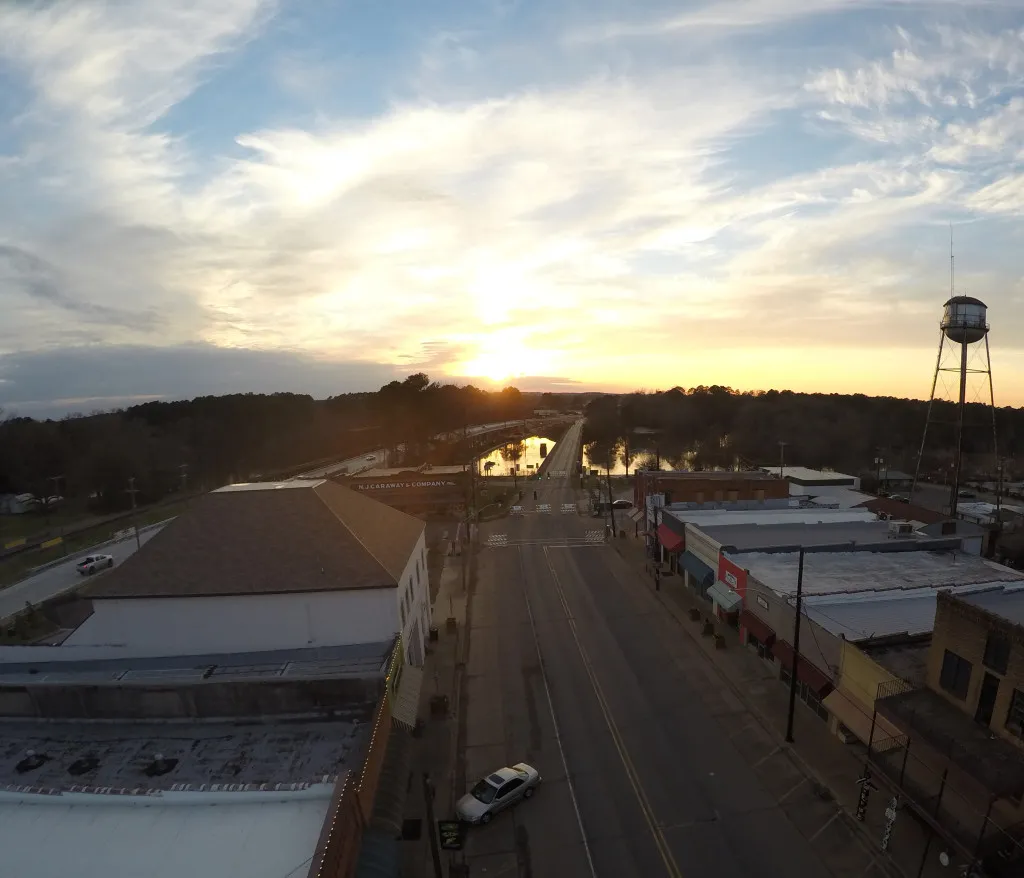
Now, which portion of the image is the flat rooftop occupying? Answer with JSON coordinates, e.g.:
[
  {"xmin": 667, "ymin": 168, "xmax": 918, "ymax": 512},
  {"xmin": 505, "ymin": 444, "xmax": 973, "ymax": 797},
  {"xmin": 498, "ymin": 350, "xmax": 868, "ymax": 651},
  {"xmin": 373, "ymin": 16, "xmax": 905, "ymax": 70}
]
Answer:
[
  {"xmin": 699, "ymin": 520, "xmax": 920, "ymax": 552},
  {"xmin": 0, "ymin": 790, "xmax": 334, "ymax": 878},
  {"xmin": 0, "ymin": 639, "xmax": 393, "ymax": 686},
  {"xmin": 0, "ymin": 715, "xmax": 369, "ymax": 794},
  {"xmin": 728, "ymin": 550, "xmax": 1022, "ymax": 598},
  {"xmin": 667, "ymin": 508, "xmax": 877, "ymax": 529},
  {"xmin": 759, "ymin": 466, "xmax": 857, "ymax": 483},
  {"xmin": 802, "ymin": 583, "xmax": 1018, "ymax": 643},
  {"xmin": 861, "ymin": 639, "xmax": 931, "ymax": 688},
  {"xmin": 645, "ymin": 470, "xmax": 780, "ymax": 480},
  {"xmin": 960, "ymin": 583, "xmax": 1024, "ymax": 626}
]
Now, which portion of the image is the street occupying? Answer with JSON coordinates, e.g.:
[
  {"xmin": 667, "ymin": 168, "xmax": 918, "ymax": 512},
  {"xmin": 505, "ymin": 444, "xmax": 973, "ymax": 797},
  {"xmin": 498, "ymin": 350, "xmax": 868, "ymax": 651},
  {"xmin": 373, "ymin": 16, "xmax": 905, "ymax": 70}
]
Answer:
[
  {"xmin": 458, "ymin": 421, "xmax": 832, "ymax": 877},
  {"xmin": 0, "ymin": 524, "xmax": 166, "ymax": 620}
]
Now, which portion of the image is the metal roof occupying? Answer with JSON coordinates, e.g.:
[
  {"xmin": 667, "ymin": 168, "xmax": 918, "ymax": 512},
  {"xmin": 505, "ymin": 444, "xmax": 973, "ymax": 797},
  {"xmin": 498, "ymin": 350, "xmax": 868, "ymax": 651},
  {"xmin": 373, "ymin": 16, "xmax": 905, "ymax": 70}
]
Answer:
[
  {"xmin": 0, "ymin": 791, "xmax": 334, "ymax": 878},
  {"xmin": 699, "ymin": 520, "xmax": 910, "ymax": 552},
  {"xmin": 728, "ymin": 550, "xmax": 1022, "ymax": 598},
  {"xmin": 0, "ymin": 640, "xmax": 393, "ymax": 685},
  {"xmin": 665, "ymin": 508, "xmax": 877, "ymax": 528},
  {"xmin": 802, "ymin": 583, "xmax": 1017, "ymax": 642},
  {"xmin": 758, "ymin": 466, "xmax": 857, "ymax": 483}
]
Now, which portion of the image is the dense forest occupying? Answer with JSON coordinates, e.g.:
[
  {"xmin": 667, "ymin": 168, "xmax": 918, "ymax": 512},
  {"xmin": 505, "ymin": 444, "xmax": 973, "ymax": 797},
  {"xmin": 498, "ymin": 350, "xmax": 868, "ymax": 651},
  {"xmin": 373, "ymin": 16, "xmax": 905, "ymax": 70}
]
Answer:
[
  {"xmin": 0, "ymin": 375, "xmax": 590, "ymax": 514},
  {"xmin": 583, "ymin": 387, "xmax": 1023, "ymax": 483}
]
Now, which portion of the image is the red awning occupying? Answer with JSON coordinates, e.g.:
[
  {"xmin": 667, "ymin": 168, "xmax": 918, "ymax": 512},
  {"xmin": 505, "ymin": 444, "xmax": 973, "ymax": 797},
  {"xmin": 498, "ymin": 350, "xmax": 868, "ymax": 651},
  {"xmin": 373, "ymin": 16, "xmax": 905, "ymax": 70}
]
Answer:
[
  {"xmin": 656, "ymin": 524, "xmax": 684, "ymax": 553},
  {"xmin": 739, "ymin": 610, "xmax": 775, "ymax": 647},
  {"xmin": 771, "ymin": 640, "xmax": 833, "ymax": 698}
]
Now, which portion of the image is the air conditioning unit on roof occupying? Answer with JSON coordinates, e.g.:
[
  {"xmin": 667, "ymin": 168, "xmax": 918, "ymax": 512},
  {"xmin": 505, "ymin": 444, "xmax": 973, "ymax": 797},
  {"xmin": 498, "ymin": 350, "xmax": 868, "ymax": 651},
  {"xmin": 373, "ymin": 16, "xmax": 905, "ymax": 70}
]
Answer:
[{"xmin": 888, "ymin": 521, "xmax": 914, "ymax": 537}]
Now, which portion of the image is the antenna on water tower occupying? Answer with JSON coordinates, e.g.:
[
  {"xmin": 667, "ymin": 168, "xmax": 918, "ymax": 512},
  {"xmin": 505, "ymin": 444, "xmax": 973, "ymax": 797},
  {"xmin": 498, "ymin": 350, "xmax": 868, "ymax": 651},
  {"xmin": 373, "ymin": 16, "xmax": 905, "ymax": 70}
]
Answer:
[{"xmin": 912, "ymin": 227, "xmax": 998, "ymax": 520}]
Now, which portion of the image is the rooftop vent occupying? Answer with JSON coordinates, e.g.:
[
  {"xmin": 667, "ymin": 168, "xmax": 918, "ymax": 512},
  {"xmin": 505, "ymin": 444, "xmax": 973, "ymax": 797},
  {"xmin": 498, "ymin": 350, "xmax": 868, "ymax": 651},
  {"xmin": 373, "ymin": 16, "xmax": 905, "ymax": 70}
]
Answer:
[
  {"xmin": 68, "ymin": 756, "xmax": 100, "ymax": 776},
  {"xmin": 16, "ymin": 749, "xmax": 49, "ymax": 774},
  {"xmin": 144, "ymin": 753, "xmax": 179, "ymax": 777},
  {"xmin": 888, "ymin": 521, "xmax": 915, "ymax": 538}
]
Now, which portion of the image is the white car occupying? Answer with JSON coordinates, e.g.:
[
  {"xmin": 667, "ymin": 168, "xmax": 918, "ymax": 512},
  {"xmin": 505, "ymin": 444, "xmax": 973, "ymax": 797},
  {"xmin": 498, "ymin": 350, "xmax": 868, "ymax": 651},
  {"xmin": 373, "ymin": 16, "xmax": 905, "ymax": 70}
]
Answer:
[
  {"xmin": 76, "ymin": 554, "xmax": 114, "ymax": 576},
  {"xmin": 455, "ymin": 763, "xmax": 541, "ymax": 824},
  {"xmin": 365, "ymin": 454, "xmax": 377, "ymax": 462}
]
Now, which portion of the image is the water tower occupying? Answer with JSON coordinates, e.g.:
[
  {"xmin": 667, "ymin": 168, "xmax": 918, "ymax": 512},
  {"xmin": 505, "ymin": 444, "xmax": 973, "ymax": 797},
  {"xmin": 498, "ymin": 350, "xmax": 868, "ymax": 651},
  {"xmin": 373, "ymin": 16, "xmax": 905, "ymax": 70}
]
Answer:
[{"xmin": 912, "ymin": 294, "xmax": 998, "ymax": 518}]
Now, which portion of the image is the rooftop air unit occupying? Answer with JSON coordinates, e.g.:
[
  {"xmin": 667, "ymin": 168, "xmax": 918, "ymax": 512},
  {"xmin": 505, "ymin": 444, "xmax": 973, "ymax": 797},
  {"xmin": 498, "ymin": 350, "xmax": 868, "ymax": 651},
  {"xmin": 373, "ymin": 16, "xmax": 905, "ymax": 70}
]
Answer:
[{"xmin": 888, "ymin": 521, "xmax": 915, "ymax": 538}]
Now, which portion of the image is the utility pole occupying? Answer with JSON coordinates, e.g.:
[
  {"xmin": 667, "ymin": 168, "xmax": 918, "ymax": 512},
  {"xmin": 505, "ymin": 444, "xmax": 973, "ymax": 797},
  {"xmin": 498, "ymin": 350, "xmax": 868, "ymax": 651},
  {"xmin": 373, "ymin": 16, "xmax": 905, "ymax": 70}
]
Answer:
[
  {"xmin": 422, "ymin": 773, "xmax": 444, "ymax": 878},
  {"xmin": 178, "ymin": 463, "xmax": 189, "ymax": 494},
  {"xmin": 874, "ymin": 455, "xmax": 884, "ymax": 495},
  {"xmin": 778, "ymin": 441, "xmax": 788, "ymax": 480},
  {"xmin": 48, "ymin": 474, "xmax": 66, "ymax": 553},
  {"xmin": 785, "ymin": 548, "xmax": 806, "ymax": 744},
  {"xmin": 126, "ymin": 477, "xmax": 142, "ymax": 551}
]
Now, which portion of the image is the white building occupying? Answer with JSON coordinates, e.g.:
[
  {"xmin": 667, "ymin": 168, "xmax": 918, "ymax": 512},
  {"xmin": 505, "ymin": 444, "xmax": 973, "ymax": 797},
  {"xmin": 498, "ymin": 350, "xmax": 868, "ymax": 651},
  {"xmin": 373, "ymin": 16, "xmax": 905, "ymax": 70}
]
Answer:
[{"xmin": 69, "ymin": 480, "xmax": 432, "ymax": 664}]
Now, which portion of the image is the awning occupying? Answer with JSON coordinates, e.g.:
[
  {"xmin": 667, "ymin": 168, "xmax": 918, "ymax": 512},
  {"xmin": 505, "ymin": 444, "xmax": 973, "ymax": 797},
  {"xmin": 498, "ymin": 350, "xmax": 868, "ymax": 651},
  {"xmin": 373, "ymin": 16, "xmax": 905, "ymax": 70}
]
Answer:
[
  {"xmin": 390, "ymin": 664, "xmax": 423, "ymax": 731},
  {"xmin": 772, "ymin": 640, "xmax": 834, "ymax": 697},
  {"xmin": 679, "ymin": 552, "xmax": 715, "ymax": 588},
  {"xmin": 739, "ymin": 609, "xmax": 775, "ymax": 646},
  {"xmin": 629, "ymin": 508, "xmax": 645, "ymax": 523},
  {"xmin": 823, "ymin": 689, "xmax": 904, "ymax": 752},
  {"xmin": 656, "ymin": 524, "xmax": 684, "ymax": 553},
  {"xmin": 707, "ymin": 580, "xmax": 743, "ymax": 613}
]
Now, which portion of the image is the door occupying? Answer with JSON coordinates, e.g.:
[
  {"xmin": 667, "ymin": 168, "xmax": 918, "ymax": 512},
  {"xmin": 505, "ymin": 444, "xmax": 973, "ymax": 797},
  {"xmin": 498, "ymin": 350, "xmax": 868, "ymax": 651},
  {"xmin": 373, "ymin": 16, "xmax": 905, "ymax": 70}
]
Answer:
[
  {"xmin": 974, "ymin": 672, "xmax": 1000, "ymax": 727},
  {"xmin": 493, "ymin": 778, "xmax": 525, "ymax": 812}
]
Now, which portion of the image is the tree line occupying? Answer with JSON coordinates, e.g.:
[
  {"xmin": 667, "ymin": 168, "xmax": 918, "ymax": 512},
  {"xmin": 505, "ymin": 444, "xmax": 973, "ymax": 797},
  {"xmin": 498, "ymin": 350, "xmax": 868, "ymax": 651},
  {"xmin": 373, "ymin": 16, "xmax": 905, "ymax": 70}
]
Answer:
[
  {"xmin": 583, "ymin": 387, "xmax": 1023, "ymax": 482},
  {"xmin": 0, "ymin": 376, "xmax": 588, "ymax": 515}
]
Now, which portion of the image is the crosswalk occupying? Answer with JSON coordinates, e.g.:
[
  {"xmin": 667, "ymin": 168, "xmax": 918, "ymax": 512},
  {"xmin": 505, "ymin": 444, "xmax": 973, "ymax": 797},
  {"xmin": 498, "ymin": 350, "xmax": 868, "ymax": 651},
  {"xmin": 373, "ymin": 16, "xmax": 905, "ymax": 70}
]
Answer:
[
  {"xmin": 584, "ymin": 530, "xmax": 604, "ymax": 542},
  {"xmin": 561, "ymin": 503, "xmax": 576, "ymax": 514},
  {"xmin": 549, "ymin": 470, "xmax": 567, "ymax": 478},
  {"xmin": 485, "ymin": 534, "xmax": 509, "ymax": 547},
  {"xmin": 537, "ymin": 503, "xmax": 552, "ymax": 514},
  {"xmin": 483, "ymin": 533, "xmax": 606, "ymax": 548},
  {"xmin": 510, "ymin": 504, "xmax": 578, "ymax": 515}
]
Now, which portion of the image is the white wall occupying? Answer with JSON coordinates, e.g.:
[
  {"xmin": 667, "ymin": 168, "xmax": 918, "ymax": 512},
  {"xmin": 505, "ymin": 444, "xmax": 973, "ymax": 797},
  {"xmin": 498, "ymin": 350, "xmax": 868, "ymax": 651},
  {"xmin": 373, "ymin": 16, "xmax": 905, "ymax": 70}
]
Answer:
[
  {"xmin": 64, "ymin": 589, "xmax": 399, "ymax": 655},
  {"xmin": 395, "ymin": 531, "xmax": 430, "ymax": 666}
]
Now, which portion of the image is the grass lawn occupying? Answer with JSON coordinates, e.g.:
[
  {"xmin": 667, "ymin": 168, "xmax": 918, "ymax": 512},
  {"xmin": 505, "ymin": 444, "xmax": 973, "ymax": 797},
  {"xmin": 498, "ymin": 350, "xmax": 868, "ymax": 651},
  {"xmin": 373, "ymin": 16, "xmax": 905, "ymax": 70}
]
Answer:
[{"xmin": 0, "ymin": 498, "xmax": 191, "ymax": 590}]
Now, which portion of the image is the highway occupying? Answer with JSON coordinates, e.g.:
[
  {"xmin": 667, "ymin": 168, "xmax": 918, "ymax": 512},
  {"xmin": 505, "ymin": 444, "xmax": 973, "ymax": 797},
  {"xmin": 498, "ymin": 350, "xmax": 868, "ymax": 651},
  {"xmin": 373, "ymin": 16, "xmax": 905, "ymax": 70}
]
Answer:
[
  {"xmin": 0, "ymin": 525, "xmax": 166, "ymax": 620},
  {"xmin": 460, "ymin": 420, "xmax": 831, "ymax": 877}
]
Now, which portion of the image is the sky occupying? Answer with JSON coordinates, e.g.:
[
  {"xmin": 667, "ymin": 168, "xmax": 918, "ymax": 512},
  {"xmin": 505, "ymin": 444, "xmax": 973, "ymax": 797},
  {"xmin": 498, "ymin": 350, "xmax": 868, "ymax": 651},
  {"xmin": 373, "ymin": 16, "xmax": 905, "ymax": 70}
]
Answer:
[{"xmin": 1, "ymin": 0, "xmax": 1023, "ymax": 417}]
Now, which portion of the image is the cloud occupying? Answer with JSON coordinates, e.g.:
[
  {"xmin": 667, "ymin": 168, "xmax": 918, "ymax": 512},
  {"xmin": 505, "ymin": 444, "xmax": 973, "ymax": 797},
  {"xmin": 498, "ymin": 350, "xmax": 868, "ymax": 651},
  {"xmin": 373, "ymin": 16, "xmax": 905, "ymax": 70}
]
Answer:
[
  {"xmin": 2, "ymin": 0, "xmax": 1024, "ymax": 408},
  {"xmin": 0, "ymin": 344, "xmax": 402, "ymax": 417}
]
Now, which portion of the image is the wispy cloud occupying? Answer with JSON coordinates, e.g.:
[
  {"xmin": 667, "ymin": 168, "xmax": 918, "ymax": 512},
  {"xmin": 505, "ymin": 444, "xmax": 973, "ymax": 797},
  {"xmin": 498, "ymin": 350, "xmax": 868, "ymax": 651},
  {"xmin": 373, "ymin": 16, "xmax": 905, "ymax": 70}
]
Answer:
[{"xmin": 1, "ymin": 0, "xmax": 1024, "ymax": 410}]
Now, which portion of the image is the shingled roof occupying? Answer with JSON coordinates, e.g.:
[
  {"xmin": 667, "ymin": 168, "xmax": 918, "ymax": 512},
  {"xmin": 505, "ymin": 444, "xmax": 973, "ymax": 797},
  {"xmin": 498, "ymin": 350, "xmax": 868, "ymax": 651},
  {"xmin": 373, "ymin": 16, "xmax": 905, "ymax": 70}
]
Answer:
[
  {"xmin": 82, "ymin": 480, "xmax": 425, "ymax": 599},
  {"xmin": 855, "ymin": 496, "xmax": 947, "ymax": 525}
]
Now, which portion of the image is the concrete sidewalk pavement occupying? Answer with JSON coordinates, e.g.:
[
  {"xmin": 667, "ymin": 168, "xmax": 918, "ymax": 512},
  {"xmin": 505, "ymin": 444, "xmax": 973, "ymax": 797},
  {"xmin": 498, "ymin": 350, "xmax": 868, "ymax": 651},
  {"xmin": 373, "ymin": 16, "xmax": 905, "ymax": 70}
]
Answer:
[
  {"xmin": 402, "ymin": 545, "xmax": 473, "ymax": 878},
  {"xmin": 613, "ymin": 533, "xmax": 952, "ymax": 878}
]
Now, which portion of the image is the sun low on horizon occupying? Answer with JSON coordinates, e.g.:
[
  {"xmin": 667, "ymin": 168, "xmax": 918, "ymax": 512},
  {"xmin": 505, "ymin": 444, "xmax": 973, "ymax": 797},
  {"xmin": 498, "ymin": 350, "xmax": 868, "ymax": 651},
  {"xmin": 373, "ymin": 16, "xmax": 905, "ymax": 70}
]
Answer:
[{"xmin": 2, "ymin": 1, "xmax": 1024, "ymax": 416}]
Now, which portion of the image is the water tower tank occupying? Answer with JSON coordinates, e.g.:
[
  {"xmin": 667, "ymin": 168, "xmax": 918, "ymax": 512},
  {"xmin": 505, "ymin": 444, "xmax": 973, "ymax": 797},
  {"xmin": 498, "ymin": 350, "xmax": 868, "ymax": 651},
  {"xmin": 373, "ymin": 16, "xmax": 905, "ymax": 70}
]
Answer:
[{"xmin": 941, "ymin": 295, "xmax": 988, "ymax": 344}]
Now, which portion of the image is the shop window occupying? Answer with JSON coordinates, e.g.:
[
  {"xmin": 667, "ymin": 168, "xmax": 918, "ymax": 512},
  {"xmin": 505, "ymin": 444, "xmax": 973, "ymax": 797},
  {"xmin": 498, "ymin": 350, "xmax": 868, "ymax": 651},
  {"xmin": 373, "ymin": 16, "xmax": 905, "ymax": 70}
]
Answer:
[
  {"xmin": 1007, "ymin": 689, "xmax": 1024, "ymax": 740},
  {"xmin": 939, "ymin": 649, "xmax": 973, "ymax": 700},
  {"xmin": 755, "ymin": 490, "xmax": 765, "ymax": 501},
  {"xmin": 983, "ymin": 634, "xmax": 1010, "ymax": 675},
  {"xmin": 728, "ymin": 491, "xmax": 738, "ymax": 501},
  {"xmin": 778, "ymin": 668, "xmax": 827, "ymax": 721},
  {"xmin": 747, "ymin": 632, "xmax": 774, "ymax": 662}
]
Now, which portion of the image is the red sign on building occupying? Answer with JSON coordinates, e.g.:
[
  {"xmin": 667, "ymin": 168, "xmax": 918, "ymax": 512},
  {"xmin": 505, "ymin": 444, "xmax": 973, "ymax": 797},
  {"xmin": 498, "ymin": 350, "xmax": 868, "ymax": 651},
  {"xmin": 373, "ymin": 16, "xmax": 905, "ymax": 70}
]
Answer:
[{"xmin": 717, "ymin": 555, "xmax": 748, "ymax": 600}]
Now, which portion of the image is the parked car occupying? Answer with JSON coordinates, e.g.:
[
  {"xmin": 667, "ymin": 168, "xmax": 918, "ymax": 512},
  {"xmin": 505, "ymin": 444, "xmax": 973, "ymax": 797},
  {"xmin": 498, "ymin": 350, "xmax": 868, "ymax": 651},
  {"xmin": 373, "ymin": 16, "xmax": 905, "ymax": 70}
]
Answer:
[
  {"xmin": 958, "ymin": 489, "xmax": 976, "ymax": 498},
  {"xmin": 612, "ymin": 499, "xmax": 634, "ymax": 509},
  {"xmin": 891, "ymin": 494, "xmax": 909, "ymax": 503},
  {"xmin": 456, "ymin": 763, "xmax": 542, "ymax": 824},
  {"xmin": 76, "ymin": 554, "xmax": 114, "ymax": 576}
]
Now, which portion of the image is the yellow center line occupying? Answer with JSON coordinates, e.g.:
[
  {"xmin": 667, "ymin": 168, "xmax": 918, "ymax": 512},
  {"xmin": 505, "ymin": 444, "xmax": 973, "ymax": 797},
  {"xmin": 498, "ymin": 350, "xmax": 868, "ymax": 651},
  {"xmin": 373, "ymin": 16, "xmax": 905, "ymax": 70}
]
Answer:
[{"xmin": 542, "ymin": 545, "xmax": 685, "ymax": 878}]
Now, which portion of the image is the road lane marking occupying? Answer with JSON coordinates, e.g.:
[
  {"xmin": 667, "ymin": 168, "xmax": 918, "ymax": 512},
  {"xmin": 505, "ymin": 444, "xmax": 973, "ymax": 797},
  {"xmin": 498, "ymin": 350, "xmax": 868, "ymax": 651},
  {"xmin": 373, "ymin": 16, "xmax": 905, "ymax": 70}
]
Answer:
[
  {"xmin": 542, "ymin": 546, "xmax": 685, "ymax": 878},
  {"xmin": 516, "ymin": 547, "xmax": 598, "ymax": 878}
]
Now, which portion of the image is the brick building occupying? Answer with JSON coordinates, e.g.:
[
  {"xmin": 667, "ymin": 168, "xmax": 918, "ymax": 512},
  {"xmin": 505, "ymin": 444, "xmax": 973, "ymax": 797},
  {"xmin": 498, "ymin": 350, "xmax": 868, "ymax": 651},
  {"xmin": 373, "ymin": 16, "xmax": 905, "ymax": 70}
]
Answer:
[
  {"xmin": 872, "ymin": 588, "xmax": 1024, "ymax": 875},
  {"xmin": 634, "ymin": 470, "xmax": 789, "ymax": 510}
]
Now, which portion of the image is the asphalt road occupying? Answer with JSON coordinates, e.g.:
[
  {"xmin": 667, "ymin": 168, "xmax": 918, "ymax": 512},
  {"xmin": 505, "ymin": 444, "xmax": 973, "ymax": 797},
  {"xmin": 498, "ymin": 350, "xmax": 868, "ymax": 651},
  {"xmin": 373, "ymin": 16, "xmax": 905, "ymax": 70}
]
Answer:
[
  {"xmin": 460, "ymin": 420, "xmax": 831, "ymax": 877},
  {"xmin": 0, "ymin": 525, "xmax": 166, "ymax": 620}
]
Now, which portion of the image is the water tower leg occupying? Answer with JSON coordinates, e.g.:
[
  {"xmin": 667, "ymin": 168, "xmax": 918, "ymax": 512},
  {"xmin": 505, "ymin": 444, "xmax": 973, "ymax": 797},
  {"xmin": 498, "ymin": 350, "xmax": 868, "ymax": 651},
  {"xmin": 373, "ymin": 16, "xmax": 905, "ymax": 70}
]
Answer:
[{"xmin": 912, "ymin": 331, "xmax": 946, "ymax": 498}]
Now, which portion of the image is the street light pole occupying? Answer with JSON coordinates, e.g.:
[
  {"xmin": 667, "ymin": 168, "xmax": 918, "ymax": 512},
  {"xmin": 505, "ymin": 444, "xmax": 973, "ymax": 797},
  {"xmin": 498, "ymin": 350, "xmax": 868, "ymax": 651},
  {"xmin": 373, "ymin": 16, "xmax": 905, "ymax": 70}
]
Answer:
[
  {"xmin": 785, "ymin": 547, "xmax": 806, "ymax": 744},
  {"xmin": 606, "ymin": 450, "xmax": 617, "ymax": 537},
  {"xmin": 778, "ymin": 441, "xmax": 788, "ymax": 480},
  {"xmin": 126, "ymin": 477, "xmax": 142, "ymax": 551}
]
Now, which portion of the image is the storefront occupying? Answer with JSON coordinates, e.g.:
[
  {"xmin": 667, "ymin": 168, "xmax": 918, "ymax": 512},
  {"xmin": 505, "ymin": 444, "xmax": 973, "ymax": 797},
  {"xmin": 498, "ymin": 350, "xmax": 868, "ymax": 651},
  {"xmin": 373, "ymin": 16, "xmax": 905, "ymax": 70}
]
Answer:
[
  {"xmin": 679, "ymin": 551, "xmax": 715, "ymax": 597},
  {"xmin": 772, "ymin": 640, "xmax": 834, "ymax": 722}
]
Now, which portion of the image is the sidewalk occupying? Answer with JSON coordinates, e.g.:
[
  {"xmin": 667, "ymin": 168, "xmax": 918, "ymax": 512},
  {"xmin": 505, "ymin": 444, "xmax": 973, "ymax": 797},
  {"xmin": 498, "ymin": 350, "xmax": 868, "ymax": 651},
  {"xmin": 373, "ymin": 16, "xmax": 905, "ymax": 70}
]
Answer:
[
  {"xmin": 402, "ymin": 544, "xmax": 472, "ymax": 878},
  {"xmin": 613, "ymin": 533, "xmax": 953, "ymax": 878}
]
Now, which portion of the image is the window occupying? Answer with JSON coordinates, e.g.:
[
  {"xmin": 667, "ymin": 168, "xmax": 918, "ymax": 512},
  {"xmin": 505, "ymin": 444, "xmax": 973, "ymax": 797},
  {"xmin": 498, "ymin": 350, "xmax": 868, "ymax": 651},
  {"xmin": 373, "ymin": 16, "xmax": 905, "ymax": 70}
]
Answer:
[
  {"xmin": 1007, "ymin": 690, "xmax": 1024, "ymax": 740},
  {"xmin": 939, "ymin": 650, "xmax": 973, "ymax": 700},
  {"xmin": 728, "ymin": 491, "xmax": 738, "ymax": 501},
  {"xmin": 498, "ymin": 778, "xmax": 524, "ymax": 798},
  {"xmin": 778, "ymin": 668, "xmax": 827, "ymax": 721},
  {"xmin": 755, "ymin": 490, "xmax": 765, "ymax": 501},
  {"xmin": 983, "ymin": 634, "xmax": 1010, "ymax": 675},
  {"xmin": 747, "ymin": 632, "xmax": 774, "ymax": 663}
]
